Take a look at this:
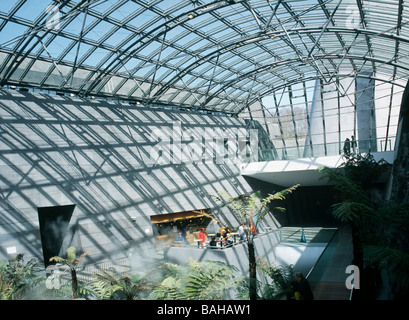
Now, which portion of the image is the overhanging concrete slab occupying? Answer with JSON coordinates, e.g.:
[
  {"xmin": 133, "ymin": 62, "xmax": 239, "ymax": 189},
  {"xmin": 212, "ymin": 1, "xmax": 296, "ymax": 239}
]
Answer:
[{"xmin": 241, "ymin": 152, "xmax": 394, "ymax": 187}]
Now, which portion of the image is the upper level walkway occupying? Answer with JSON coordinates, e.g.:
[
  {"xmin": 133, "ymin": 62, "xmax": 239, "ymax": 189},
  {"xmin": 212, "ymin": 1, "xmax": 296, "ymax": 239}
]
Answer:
[
  {"xmin": 257, "ymin": 137, "xmax": 395, "ymax": 162},
  {"xmin": 241, "ymin": 151, "xmax": 394, "ymax": 187}
]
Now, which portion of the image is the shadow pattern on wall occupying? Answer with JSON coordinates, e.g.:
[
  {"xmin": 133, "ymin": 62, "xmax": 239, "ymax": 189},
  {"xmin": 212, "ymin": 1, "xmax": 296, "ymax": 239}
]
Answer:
[{"xmin": 0, "ymin": 89, "xmax": 272, "ymax": 270}]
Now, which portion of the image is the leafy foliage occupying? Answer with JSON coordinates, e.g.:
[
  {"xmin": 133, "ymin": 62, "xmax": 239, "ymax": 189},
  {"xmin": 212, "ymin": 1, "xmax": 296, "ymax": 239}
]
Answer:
[
  {"xmin": 319, "ymin": 153, "xmax": 409, "ymax": 298},
  {"xmin": 234, "ymin": 258, "xmax": 295, "ymax": 300},
  {"xmin": 49, "ymin": 247, "xmax": 93, "ymax": 299},
  {"xmin": 330, "ymin": 202, "xmax": 374, "ymax": 223},
  {"xmin": 209, "ymin": 187, "xmax": 300, "ymax": 242},
  {"xmin": 318, "ymin": 153, "xmax": 392, "ymax": 227},
  {"xmin": 318, "ymin": 153, "xmax": 390, "ymax": 207},
  {"xmin": 368, "ymin": 201, "xmax": 409, "ymax": 250},
  {"xmin": 364, "ymin": 245, "xmax": 409, "ymax": 293},
  {"xmin": 0, "ymin": 254, "xmax": 298, "ymax": 300},
  {"xmin": 210, "ymin": 186, "xmax": 299, "ymax": 231},
  {"xmin": 338, "ymin": 153, "xmax": 391, "ymax": 187},
  {"xmin": 209, "ymin": 185, "xmax": 299, "ymax": 300},
  {"xmin": 49, "ymin": 247, "xmax": 93, "ymax": 268},
  {"xmin": 257, "ymin": 258, "xmax": 295, "ymax": 300},
  {"xmin": 88, "ymin": 267, "xmax": 150, "ymax": 300},
  {"xmin": 88, "ymin": 278, "xmax": 121, "ymax": 300},
  {"xmin": 149, "ymin": 259, "xmax": 241, "ymax": 300},
  {"xmin": 0, "ymin": 254, "xmax": 43, "ymax": 300}
]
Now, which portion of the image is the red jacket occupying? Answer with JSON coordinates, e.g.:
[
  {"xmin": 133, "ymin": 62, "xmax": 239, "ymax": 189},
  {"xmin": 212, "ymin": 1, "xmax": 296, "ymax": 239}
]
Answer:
[{"xmin": 198, "ymin": 230, "xmax": 206, "ymax": 243}]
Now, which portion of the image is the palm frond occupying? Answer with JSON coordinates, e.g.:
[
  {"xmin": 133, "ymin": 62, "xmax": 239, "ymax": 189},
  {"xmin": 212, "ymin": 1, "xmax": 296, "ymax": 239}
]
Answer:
[
  {"xmin": 149, "ymin": 260, "xmax": 240, "ymax": 300},
  {"xmin": 66, "ymin": 247, "xmax": 76, "ymax": 261},
  {"xmin": 209, "ymin": 185, "xmax": 299, "ymax": 228},
  {"xmin": 256, "ymin": 185, "xmax": 299, "ymax": 218},
  {"xmin": 256, "ymin": 257, "xmax": 294, "ymax": 299},
  {"xmin": 73, "ymin": 250, "xmax": 94, "ymax": 266},
  {"xmin": 89, "ymin": 267, "xmax": 147, "ymax": 300},
  {"xmin": 318, "ymin": 166, "xmax": 370, "ymax": 203},
  {"xmin": 149, "ymin": 276, "xmax": 185, "ymax": 300},
  {"xmin": 364, "ymin": 245, "xmax": 409, "ymax": 291},
  {"xmin": 331, "ymin": 202, "xmax": 374, "ymax": 223},
  {"xmin": 88, "ymin": 278, "xmax": 122, "ymax": 300},
  {"xmin": 49, "ymin": 256, "xmax": 67, "ymax": 264},
  {"xmin": 185, "ymin": 261, "xmax": 238, "ymax": 300}
]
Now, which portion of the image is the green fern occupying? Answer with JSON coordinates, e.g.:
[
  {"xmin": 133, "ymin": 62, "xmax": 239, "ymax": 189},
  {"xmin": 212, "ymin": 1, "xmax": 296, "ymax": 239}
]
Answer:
[
  {"xmin": 256, "ymin": 257, "xmax": 294, "ymax": 300},
  {"xmin": 185, "ymin": 260, "xmax": 238, "ymax": 300},
  {"xmin": 210, "ymin": 185, "xmax": 299, "ymax": 233},
  {"xmin": 88, "ymin": 267, "xmax": 149, "ymax": 300},
  {"xmin": 364, "ymin": 245, "xmax": 409, "ymax": 291},
  {"xmin": 331, "ymin": 201, "xmax": 374, "ymax": 223},
  {"xmin": 49, "ymin": 247, "xmax": 93, "ymax": 299},
  {"xmin": 0, "ymin": 254, "xmax": 43, "ymax": 300},
  {"xmin": 149, "ymin": 260, "xmax": 240, "ymax": 300},
  {"xmin": 88, "ymin": 278, "xmax": 122, "ymax": 300},
  {"xmin": 209, "ymin": 186, "xmax": 299, "ymax": 300},
  {"xmin": 149, "ymin": 276, "xmax": 185, "ymax": 300},
  {"xmin": 318, "ymin": 154, "xmax": 409, "ymax": 298}
]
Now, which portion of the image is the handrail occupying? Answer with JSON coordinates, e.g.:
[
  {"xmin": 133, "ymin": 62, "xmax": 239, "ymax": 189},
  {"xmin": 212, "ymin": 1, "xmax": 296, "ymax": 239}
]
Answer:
[
  {"xmin": 305, "ymin": 228, "xmax": 338, "ymax": 279},
  {"xmin": 349, "ymin": 284, "xmax": 354, "ymax": 300},
  {"xmin": 257, "ymin": 136, "xmax": 396, "ymax": 161}
]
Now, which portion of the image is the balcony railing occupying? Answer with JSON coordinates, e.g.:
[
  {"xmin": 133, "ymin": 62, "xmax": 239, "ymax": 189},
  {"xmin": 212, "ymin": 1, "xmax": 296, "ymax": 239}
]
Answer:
[{"xmin": 258, "ymin": 137, "xmax": 395, "ymax": 161}]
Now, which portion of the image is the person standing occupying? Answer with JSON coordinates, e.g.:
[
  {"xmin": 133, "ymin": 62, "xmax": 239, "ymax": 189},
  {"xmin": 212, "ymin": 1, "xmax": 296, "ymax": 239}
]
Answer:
[
  {"xmin": 294, "ymin": 272, "xmax": 314, "ymax": 300},
  {"xmin": 343, "ymin": 138, "xmax": 351, "ymax": 156},
  {"xmin": 351, "ymin": 135, "xmax": 357, "ymax": 154},
  {"xmin": 238, "ymin": 223, "xmax": 246, "ymax": 242},
  {"xmin": 198, "ymin": 228, "xmax": 206, "ymax": 248}
]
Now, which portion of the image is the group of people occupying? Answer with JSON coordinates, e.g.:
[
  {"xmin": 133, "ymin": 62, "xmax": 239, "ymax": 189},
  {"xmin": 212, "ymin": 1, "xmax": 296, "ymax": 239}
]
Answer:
[
  {"xmin": 176, "ymin": 227, "xmax": 236, "ymax": 248},
  {"xmin": 196, "ymin": 221, "xmax": 255, "ymax": 249},
  {"xmin": 343, "ymin": 135, "xmax": 357, "ymax": 156},
  {"xmin": 194, "ymin": 221, "xmax": 254, "ymax": 249},
  {"xmin": 199, "ymin": 228, "xmax": 235, "ymax": 249}
]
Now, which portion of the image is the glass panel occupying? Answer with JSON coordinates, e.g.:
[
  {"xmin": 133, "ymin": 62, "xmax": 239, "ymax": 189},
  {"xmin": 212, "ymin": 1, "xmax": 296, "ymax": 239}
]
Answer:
[
  {"xmin": 0, "ymin": 22, "xmax": 29, "ymax": 49},
  {"xmin": 0, "ymin": 0, "xmax": 408, "ymax": 117}
]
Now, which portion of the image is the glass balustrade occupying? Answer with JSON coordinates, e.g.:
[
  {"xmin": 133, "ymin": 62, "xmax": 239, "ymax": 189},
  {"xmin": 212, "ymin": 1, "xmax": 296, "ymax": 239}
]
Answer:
[{"xmin": 255, "ymin": 137, "xmax": 395, "ymax": 162}]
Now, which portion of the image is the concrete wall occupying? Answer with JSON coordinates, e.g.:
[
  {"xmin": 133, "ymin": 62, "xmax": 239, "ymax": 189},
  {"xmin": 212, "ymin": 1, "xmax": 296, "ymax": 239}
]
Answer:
[{"xmin": 0, "ymin": 89, "xmax": 265, "ymax": 271}]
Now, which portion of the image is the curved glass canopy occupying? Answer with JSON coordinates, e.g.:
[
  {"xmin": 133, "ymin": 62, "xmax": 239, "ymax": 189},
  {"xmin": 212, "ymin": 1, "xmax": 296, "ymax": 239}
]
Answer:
[{"xmin": 1, "ymin": 0, "xmax": 408, "ymax": 115}]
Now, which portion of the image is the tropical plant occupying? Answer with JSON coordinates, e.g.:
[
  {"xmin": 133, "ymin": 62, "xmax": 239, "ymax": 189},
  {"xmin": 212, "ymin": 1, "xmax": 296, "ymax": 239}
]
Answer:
[
  {"xmin": 209, "ymin": 185, "xmax": 299, "ymax": 300},
  {"xmin": 0, "ymin": 254, "xmax": 43, "ymax": 300},
  {"xmin": 317, "ymin": 153, "xmax": 409, "ymax": 299},
  {"xmin": 318, "ymin": 153, "xmax": 388, "ymax": 242},
  {"xmin": 149, "ymin": 259, "xmax": 241, "ymax": 300},
  {"xmin": 49, "ymin": 247, "xmax": 93, "ymax": 299},
  {"xmin": 257, "ymin": 257, "xmax": 295, "ymax": 300},
  {"xmin": 88, "ymin": 267, "xmax": 150, "ymax": 300},
  {"xmin": 364, "ymin": 245, "xmax": 409, "ymax": 297},
  {"xmin": 362, "ymin": 201, "xmax": 409, "ymax": 299}
]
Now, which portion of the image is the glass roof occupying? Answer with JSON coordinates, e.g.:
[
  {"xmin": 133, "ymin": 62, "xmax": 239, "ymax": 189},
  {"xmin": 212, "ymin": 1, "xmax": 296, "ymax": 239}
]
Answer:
[{"xmin": 1, "ymin": 0, "xmax": 409, "ymax": 115}]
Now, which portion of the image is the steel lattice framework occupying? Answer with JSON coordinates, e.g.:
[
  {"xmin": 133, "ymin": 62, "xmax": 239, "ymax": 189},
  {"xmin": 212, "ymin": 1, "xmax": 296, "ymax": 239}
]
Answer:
[{"xmin": 0, "ymin": 0, "xmax": 408, "ymax": 117}]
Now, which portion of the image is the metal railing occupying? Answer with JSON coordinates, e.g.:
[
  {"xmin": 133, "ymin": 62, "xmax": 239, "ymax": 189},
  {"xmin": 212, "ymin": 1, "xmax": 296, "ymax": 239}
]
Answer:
[
  {"xmin": 303, "ymin": 229, "xmax": 350, "ymax": 299},
  {"xmin": 258, "ymin": 137, "xmax": 395, "ymax": 161}
]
